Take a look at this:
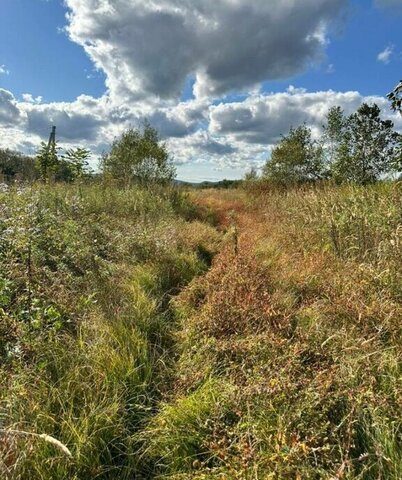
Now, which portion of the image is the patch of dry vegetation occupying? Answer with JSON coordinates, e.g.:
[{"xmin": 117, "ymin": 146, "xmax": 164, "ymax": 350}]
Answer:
[{"xmin": 148, "ymin": 184, "xmax": 401, "ymax": 479}]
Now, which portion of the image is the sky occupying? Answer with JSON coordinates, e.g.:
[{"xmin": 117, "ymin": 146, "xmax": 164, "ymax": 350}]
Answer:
[{"xmin": 0, "ymin": 0, "xmax": 401, "ymax": 182}]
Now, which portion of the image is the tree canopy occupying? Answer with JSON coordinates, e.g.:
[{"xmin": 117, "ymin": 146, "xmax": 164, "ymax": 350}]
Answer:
[
  {"xmin": 331, "ymin": 103, "xmax": 400, "ymax": 184},
  {"xmin": 101, "ymin": 123, "xmax": 175, "ymax": 186},
  {"xmin": 387, "ymin": 80, "xmax": 402, "ymax": 114},
  {"xmin": 262, "ymin": 125, "xmax": 325, "ymax": 185},
  {"xmin": 262, "ymin": 102, "xmax": 401, "ymax": 186},
  {"xmin": 0, "ymin": 149, "xmax": 37, "ymax": 181}
]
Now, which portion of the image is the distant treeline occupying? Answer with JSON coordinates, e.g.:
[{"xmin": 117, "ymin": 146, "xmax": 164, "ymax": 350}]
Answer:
[
  {"xmin": 0, "ymin": 122, "xmax": 174, "ymax": 186},
  {"xmin": 179, "ymin": 179, "xmax": 243, "ymax": 189},
  {"xmin": 2, "ymin": 81, "xmax": 401, "ymax": 187}
]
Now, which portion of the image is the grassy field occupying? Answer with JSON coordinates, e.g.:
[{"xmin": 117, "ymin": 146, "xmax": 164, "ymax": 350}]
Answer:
[{"xmin": 0, "ymin": 182, "xmax": 401, "ymax": 479}]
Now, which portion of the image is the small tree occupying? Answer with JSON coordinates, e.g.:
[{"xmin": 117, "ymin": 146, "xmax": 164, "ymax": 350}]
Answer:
[
  {"xmin": 101, "ymin": 122, "xmax": 175, "ymax": 186},
  {"xmin": 243, "ymin": 167, "xmax": 259, "ymax": 182},
  {"xmin": 331, "ymin": 103, "xmax": 400, "ymax": 184},
  {"xmin": 262, "ymin": 125, "xmax": 325, "ymax": 185},
  {"xmin": 36, "ymin": 141, "xmax": 59, "ymax": 183},
  {"xmin": 62, "ymin": 148, "xmax": 91, "ymax": 181},
  {"xmin": 323, "ymin": 106, "xmax": 346, "ymax": 165}
]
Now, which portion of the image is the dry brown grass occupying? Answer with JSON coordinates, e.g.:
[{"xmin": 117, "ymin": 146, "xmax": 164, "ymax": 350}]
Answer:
[{"xmin": 150, "ymin": 184, "xmax": 402, "ymax": 479}]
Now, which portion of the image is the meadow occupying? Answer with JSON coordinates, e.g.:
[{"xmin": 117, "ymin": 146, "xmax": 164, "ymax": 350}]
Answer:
[{"xmin": 0, "ymin": 181, "xmax": 401, "ymax": 479}]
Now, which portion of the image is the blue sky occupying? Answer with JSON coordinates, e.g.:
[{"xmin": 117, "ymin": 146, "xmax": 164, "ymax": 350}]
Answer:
[
  {"xmin": 0, "ymin": 0, "xmax": 401, "ymax": 181},
  {"xmin": 0, "ymin": 0, "xmax": 105, "ymax": 101}
]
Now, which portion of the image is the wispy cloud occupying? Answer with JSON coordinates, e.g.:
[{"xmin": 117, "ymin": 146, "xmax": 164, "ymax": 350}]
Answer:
[
  {"xmin": 0, "ymin": 65, "xmax": 10, "ymax": 75},
  {"xmin": 377, "ymin": 45, "xmax": 394, "ymax": 64}
]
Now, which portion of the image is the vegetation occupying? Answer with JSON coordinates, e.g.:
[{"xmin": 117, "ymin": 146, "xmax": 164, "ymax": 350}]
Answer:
[
  {"xmin": 0, "ymin": 182, "xmax": 221, "ymax": 479},
  {"xmin": 262, "ymin": 124, "xmax": 325, "ymax": 185},
  {"xmin": 0, "ymin": 179, "xmax": 400, "ymax": 479},
  {"xmin": 388, "ymin": 80, "xmax": 402, "ymax": 114},
  {"xmin": 0, "ymin": 149, "xmax": 36, "ymax": 182},
  {"xmin": 101, "ymin": 123, "xmax": 175, "ymax": 186},
  {"xmin": 36, "ymin": 141, "xmax": 60, "ymax": 183},
  {"xmin": 262, "ymin": 102, "xmax": 401, "ymax": 186},
  {"xmin": 331, "ymin": 104, "xmax": 400, "ymax": 184},
  {"xmin": 59, "ymin": 147, "xmax": 92, "ymax": 182},
  {"xmin": 0, "ymin": 104, "xmax": 401, "ymax": 479},
  {"xmin": 148, "ymin": 183, "xmax": 402, "ymax": 479},
  {"xmin": 36, "ymin": 143, "xmax": 93, "ymax": 184}
]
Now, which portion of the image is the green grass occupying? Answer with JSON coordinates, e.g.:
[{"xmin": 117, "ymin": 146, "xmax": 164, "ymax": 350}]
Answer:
[
  {"xmin": 0, "ymin": 181, "xmax": 401, "ymax": 479},
  {"xmin": 0, "ymin": 183, "xmax": 221, "ymax": 479}
]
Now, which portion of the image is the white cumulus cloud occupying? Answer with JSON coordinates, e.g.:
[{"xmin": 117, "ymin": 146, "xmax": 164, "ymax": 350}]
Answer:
[
  {"xmin": 377, "ymin": 45, "xmax": 394, "ymax": 64},
  {"xmin": 64, "ymin": 0, "xmax": 347, "ymax": 100}
]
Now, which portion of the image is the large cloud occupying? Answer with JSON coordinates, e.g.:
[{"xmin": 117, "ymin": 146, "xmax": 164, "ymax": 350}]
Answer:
[
  {"xmin": 0, "ymin": 89, "xmax": 25, "ymax": 126},
  {"xmin": 65, "ymin": 0, "xmax": 347, "ymax": 100},
  {"xmin": 209, "ymin": 88, "xmax": 402, "ymax": 145},
  {"xmin": 209, "ymin": 89, "xmax": 363, "ymax": 144}
]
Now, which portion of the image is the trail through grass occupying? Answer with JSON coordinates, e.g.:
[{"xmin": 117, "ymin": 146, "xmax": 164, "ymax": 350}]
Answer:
[
  {"xmin": 147, "ymin": 184, "xmax": 401, "ymax": 479},
  {"xmin": 0, "ymin": 182, "xmax": 401, "ymax": 479}
]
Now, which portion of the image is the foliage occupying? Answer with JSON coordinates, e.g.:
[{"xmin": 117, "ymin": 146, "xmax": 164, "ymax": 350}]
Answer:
[
  {"xmin": 196, "ymin": 179, "xmax": 243, "ymax": 189},
  {"xmin": 323, "ymin": 105, "xmax": 346, "ymax": 164},
  {"xmin": 36, "ymin": 141, "xmax": 60, "ymax": 183},
  {"xmin": 0, "ymin": 183, "xmax": 221, "ymax": 479},
  {"xmin": 33, "ymin": 143, "xmax": 93, "ymax": 184},
  {"xmin": 0, "ymin": 148, "xmax": 37, "ymax": 181},
  {"xmin": 243, "ymin": 167, "xmax": 259, "ymax": 182},
  {"xmin": 0, "ymin": 145, "xmax": 92, "ymax": 185},
  {"xmin": 61, "ymin": 147, "xmax": 92, "ymax": 181},
  {"xmin": 0, "ymin": 179, "xmax": 400, "ymax": 479},
  {"xmin": 149, "ymin": 185, "xmax": 401, "ymax": 479},
  {"xmin": 262, "ymin": 125, "xmax": 326, "ymax": 184},
  {"xmin": 101, "ymin": 122, "xmax": 175, "ymax": 186},
  {"xmin": 387, "ymin": 80, "xmax": 402, "ymax": 114},
  {"xmin": 262, "ymin": 101, "xmax": 401, "ymax": 188},
  {"xmin": 331, "ymin": 103, "xmax": 401, "ymax": 184}
]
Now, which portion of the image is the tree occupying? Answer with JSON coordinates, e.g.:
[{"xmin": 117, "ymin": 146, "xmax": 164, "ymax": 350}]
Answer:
[
  {"xmin": 323, "ymin": 106, "xmax": 346, "ymax": 165},
  {"xmin": 387, "ymin": 81, "xmax": 402, "ymax": 176},
  {"xmin": 0, "ymin": 149, "xmax": 37, "ymax": 181},
  {"xmin": 62, "ymin": 147, "xmax": 91, "ymax": 181},
  {"xmin": 36, "ymin": 141, "xmax": 59, "ymax": 183},
  {"xmin": 331, "ymin": 103, "xmax": 400, "ymax": 184},
  {"xmin": 387, "ymin": 80, "xmax": 402, "ymax": 114},
  {"xmin": 262, "ymin": 125, "xmax": 325, "ymax": 185},
  {"xmin": 101, "ymin": 122, "xmax": 175, "ymax": 186}
]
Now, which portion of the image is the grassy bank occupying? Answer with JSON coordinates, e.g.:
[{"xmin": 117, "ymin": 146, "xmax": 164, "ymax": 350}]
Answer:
[{"xmin": 0, "ymin": 183, "xmax": 221, "ymax": 479}]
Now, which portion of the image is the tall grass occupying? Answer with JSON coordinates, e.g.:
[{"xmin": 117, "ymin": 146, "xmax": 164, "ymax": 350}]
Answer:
[
  {"xmin": 145, "ymin": 183, "xmax": 401, "ymax": 479},
  {"xmin": 1, "ymin": 182, "xmax": 400, "ymax": 479},
  {"xmin": 0, "ymin": 183, "xmax": 221, "ymax": 479}
]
